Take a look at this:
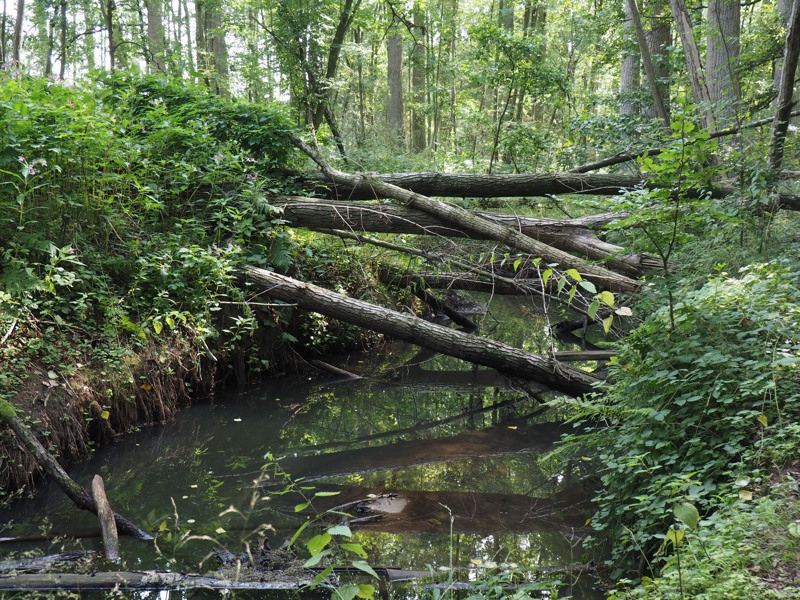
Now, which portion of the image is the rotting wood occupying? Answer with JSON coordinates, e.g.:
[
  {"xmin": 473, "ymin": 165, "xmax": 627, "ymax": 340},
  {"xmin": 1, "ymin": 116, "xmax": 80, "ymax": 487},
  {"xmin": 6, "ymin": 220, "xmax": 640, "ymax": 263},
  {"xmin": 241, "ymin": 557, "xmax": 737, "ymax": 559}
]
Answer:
[
  {"xmin": 91, "ymin": 475, "xmax": 120, "ymax": 560},
  {"xmin": 291, "ymin": 138, "xmax": 642, "ymax": 295},
  {"xmin": 244, "ymin": 266, "xmax": 599, "ymax": 396},
  {"xmin": 4, "ymin": 414, "xmax": 153, "ymax": 540}
]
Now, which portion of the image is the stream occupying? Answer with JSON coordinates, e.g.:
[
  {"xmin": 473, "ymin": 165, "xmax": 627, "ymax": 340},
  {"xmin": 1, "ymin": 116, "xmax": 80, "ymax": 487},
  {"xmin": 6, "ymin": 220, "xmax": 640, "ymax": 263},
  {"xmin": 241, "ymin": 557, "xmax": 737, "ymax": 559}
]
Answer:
[{"xmin": 1, "ymin": 297, "xmax": 606, "ymax": 598}]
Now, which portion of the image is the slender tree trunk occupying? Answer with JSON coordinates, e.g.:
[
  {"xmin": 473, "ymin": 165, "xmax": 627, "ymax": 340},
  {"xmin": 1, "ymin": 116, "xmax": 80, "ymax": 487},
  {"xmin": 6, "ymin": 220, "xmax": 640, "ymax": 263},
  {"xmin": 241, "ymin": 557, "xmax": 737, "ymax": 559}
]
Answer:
[
  {"xmin": 643, "ymin": 0, "xmax": 671, "ymax": 120},
  {"xmin": 387, "ymin": 30, "xmax": 405, "ymax": 146},
  {"xmin": 670, "ymin": 0, "xmax": 715, "ymax": 129},
  {"xmin": 12, "ymin": 0, "xmax": 24, "ymax": 64},
  {"xmin": 626, "ymin": 0, "xmax": 670, "ymax": 127},
  {"xmin": 57, "ymin": 0, "xmax": 66, "ymax": 79},
  {"xmin": 99, "ymin": 0, "xmax": 116, "ymax": 70},
  {"xmin": 411, "ymin": 3, "xmax": 427, "ymax": 152},
  {"xmin": 620, "ymin": 0, "xmax": 641, "ymax": 116},
  {"xmin": 768, "ymin": 0, "xmax": 800, "ymax": 172}
]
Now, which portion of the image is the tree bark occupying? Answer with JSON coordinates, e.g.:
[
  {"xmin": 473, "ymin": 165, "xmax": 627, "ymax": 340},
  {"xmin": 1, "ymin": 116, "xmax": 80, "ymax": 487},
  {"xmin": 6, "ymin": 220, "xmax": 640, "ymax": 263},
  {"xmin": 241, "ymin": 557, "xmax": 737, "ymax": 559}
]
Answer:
[
  {"xmin": 291, "ymin": 139, "xmax": 642, "ymax": 294},
  {"xmin": 643, "ymin": 0, "xmax": 671, "ymax": 120},
  {"xmin": 145, "ymin": 0, "xmax": 166, "ymax": 73},
  {"xmin": 244, "ymin": 266, "xmax": 599, "ymax": 396},
  {"xmin": 91, "ymin": 475, "xmax": 120, "ymax": 560},
  {"xmin": 4, "ymin": 414, "xmax": 153, "ymax": 540},
  {"xmin": 387, "ymin": 30, "xmax": 405, "ymax": 146},
  {"xmin": 620, "ymin": 0, "xmax": 641, "ymax": 116},
  {"xmin": 670, "ymin": 0, "xmax": 715, "ymax": 129},
  {"xmin": 706, "ymin": 0, "xmax": 740, "ymax": 125},
  {"xmin": 12, "ymin": 0, "xmax": 23, "ymax": 64},
  {"xmin": 279, "ymin": 197, "xmax": 659, "ymax": 277},
  {"xmin": 626, "ymin": 0, "xmax": 670, "ymax": 127},
  {"xmin": 769, "ymin": 0, "xmax": 800, "ymax": 172},
  {"xmin": 297, "ymin": 170, "xmax": 647, "ymax": 200}
]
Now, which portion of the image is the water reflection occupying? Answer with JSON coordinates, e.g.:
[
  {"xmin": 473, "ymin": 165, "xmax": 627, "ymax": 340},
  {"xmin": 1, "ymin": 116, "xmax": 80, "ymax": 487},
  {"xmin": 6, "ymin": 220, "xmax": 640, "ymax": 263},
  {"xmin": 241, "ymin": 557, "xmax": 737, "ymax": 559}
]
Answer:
[{"xmin": 1, "ymin": 297, "xmax": 605, "ymax": 598}]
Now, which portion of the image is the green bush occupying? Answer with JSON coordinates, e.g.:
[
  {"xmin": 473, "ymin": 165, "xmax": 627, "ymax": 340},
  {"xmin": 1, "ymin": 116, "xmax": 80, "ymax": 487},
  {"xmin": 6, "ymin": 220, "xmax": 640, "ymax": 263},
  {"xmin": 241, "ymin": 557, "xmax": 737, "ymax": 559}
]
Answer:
[{"xmin": 574, "ymin": 258, "xmax": 800, "ymax": 576}]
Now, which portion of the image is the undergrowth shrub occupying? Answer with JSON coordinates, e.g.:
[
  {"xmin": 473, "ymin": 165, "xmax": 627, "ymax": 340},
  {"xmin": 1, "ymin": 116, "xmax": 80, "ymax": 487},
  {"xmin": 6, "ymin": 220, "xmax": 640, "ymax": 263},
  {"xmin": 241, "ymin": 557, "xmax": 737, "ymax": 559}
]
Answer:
[{"xmin": 560, "ymin": 258, "xmax": 800, "ymax": 577}]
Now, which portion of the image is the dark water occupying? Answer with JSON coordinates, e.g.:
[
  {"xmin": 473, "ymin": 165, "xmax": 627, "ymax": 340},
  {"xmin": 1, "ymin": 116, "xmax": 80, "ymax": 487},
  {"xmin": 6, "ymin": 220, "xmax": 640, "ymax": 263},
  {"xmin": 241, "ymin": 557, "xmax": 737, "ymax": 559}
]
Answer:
[{"xmin": 1, "ymin": 297, "xmax": 606, "ymax": 598}]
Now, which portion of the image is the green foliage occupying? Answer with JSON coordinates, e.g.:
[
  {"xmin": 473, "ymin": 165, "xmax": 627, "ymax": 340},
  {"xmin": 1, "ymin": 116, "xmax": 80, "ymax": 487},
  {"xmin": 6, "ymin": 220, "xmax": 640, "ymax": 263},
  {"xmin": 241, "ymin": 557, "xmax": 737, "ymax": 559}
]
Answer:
[
  {"xmin": 569, "ymin": 258, "xmax": 800, "ymax": 575},
  {"xmin": 0, "ymin": 399, "xmax": 16, "ymax": 421},
  {"xmin": 607, "ymin": 479, "xmax": 800, "ymax": 599}
]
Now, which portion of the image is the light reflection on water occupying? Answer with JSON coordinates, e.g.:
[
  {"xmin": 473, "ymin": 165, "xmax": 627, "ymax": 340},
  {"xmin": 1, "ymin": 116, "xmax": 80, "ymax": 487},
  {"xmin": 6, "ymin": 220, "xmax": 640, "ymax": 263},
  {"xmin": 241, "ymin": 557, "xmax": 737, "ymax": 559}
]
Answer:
[{"xmin": 1, "ymin": 299, "xmax": 606, "ymax": 597}]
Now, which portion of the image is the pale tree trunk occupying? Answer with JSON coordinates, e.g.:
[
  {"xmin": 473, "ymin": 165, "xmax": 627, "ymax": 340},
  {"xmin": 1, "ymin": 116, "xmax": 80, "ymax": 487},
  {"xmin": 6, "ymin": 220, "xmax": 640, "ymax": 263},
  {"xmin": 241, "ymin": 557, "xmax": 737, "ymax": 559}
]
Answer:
[
  {"xmin": 644, "ymin": 0, "xmax": 670, "ymax": 120},
  {"xmin": 620, "ymin": 0, "xmax": 641, "ymax": 116},
  {"xmin": 205, "ymin": 0, "xmax": 229, "ymax": 97},
  {"xmin": 145, "ymin": 0, "xmax": 166, "ymax": 73},
  {"xmin": 1, "ymin": 0, "xmax": 6, "ymax": 65},
  {"xmin": 99, "ymin": 0, "xmax": 117, "ymax": 70},
  {"xmin": 411, "ymin": 2, "xmax": 426, "ymax": 152},
  {"xmin": 774, "ymin": 0, "xmax": 793, "ymax": 105},
  {"xmin": 57, "ymin": 0, "xmax": 66, "ymax": 79},
  {"xmin": 670, "ymin": 0, "xmax": 715, "ymax": 129},
  {"xmin": 387, "ymin": 30, "xmax": 405, "ymax": 146},
  {"xmin": 12, "ymin": 0, "xmax": 23, "ymax": 64},
  {"xmin": 626, "ymin": 0, "xmax": 670, "ymax": 127},
  {"xmin": 706, "ymin": 0, "xmax": 740, "ymax": 125}
]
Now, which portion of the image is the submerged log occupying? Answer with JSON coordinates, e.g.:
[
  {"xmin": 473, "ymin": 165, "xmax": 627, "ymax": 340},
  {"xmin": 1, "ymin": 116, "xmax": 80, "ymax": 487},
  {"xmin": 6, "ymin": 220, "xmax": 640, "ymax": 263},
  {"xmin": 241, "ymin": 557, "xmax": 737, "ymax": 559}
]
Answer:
[
  {"xmin": 244, "ymin": 266, "xmax": 599, "ymax": 396},
  {"xmin": 291, "ymin": 138, "xmax": 642, "ymax": 295},
  {"xmin": 4, "ymin": 414, "xmax": 153, "ymax": 541}
]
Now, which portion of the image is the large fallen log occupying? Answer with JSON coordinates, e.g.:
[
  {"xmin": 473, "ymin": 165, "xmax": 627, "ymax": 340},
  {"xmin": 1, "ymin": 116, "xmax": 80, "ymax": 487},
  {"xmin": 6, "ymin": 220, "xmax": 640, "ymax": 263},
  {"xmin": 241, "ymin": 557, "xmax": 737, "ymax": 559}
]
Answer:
[
  {"xmin": 244, "ymin": 266, "xmax": 599, "ymax": 396},
  {"xmin": 281, "ymin": 197, "xmax": 658, "ymax": 277},
  {"xmin": 291, "ymin": 138, "xmax": 642, "ymax": 295}
]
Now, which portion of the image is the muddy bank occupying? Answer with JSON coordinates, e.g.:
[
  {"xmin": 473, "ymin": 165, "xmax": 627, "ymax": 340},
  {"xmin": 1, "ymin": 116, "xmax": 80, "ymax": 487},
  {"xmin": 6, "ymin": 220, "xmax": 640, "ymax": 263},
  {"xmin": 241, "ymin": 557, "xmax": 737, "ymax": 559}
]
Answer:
[{"xmin": 0, "ymin": 336, "xmax": 217, "ymax": 493}]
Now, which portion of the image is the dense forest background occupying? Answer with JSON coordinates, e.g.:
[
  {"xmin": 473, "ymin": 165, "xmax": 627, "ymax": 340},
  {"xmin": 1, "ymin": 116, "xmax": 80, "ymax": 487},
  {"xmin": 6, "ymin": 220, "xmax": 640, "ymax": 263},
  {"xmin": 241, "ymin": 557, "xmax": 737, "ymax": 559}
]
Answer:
[{"xmin": 1, "ymin": 0, "xmax": 800, "ymax": 597}]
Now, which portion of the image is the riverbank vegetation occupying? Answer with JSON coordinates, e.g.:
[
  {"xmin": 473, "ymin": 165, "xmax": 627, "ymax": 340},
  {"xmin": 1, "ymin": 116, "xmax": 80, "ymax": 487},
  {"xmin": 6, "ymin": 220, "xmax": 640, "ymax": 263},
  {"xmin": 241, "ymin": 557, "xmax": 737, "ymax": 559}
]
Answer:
[{"xmin": 1, "ymin": 0, "xmax": 800, "ymax": 595}]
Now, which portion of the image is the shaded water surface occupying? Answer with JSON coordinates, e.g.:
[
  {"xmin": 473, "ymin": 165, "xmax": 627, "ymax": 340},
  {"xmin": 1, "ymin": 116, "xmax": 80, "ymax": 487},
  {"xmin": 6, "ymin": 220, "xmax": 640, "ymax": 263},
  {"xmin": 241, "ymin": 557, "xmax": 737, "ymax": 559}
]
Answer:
[{"xmin": 1, "ymin": 300, "xmax": 605, "ymax": 598}]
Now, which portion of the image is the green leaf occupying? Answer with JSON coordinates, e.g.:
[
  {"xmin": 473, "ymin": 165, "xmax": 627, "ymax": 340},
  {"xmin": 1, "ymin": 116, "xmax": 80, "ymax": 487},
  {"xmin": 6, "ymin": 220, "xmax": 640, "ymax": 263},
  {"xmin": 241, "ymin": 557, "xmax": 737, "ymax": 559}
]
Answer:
[
  {"xmin": 674, "ymin": 502, "xmax": 699, "ymax": 530},
  {"xmin": 313, "ymin": 491, "xmax": 342, "ymax": 498},
  {"xmin": 341, "ymin": 543, "xmax": 368, "ymax": 558},
  {"xmin": 351, "ymin": 560, "xmax": 379, "ymax": 579},
  {"xmin": 332, "ymin": 584, "xmax": 361, "ymax": 600},
  {"xmin": 565, "ymin": 268, "xmax": 582, "ymax": 282},
  {"xmin": 153, "ymin": 320, "xmax": 163, "ymax": 334},
  {"xmin": 327, "ymin": 525, "xmax": 352, "ymax": 537},
  {"xmin": 165, "ymin": 316, "xmax": 175, "ymax": 329},
  {"xmin": 578, "ymin": 280, "xmax": 597, "ymax": 294},
  {"xmin": 542, "ymin": 268, "xmax": 552, "ymax": 287},
  {"xmin": 357, "ymin": 584, "xmax": 375, "ymax": 598},
  {"xmin": 666, "ymin": 528, "xmax": 684, "ymax": 548},
  {"xmin": 302, "ymin": 548, "xmax": 331, "ymax": 568},
  {"xmin": 513, "ymin": 258, "xmax": 522, "ymax": 272},
  {"xmin": 294, "ymin": 501, "xmax": 311, "ymax": 512},
  {"xmin": 307, "ymin": 532, "xmax": 332, "ymax": 555},
  {"xmin": 598, "ymin": 290, "xmax": 615, "ymax": 307},
  {"xmin": 602, "ymin": 314, "xmax": 614, "ymax": 333},
  {"xmin": 587, "ymin": 299, "xmax": 600, "ymax": 319},
  {"xmin": 287, "ymin": 520, "xmax": 309, "ymax": 549}
]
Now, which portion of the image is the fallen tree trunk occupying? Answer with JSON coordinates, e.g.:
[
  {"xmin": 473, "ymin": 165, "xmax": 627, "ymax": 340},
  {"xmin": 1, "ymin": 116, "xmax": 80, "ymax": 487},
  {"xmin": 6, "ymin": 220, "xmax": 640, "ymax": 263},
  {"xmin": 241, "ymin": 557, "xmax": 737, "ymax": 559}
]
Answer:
[
  {"xmin": 244, "ymin": 266, "xmax": 599, "ymax": 396},
  {"xmin": 291, "ymin": 139, "xmax": 642, "ymax": 295},
  {"xmin": 297, "ymin": 170, "xmax": 645, "ymax": 199},
  {"xmin": 281, "ymin": 197, "xmax": 658, "ymax": 277},
  {"xmin": 3, "ymin": 414, "xmax": 153, "ymax": 540}
]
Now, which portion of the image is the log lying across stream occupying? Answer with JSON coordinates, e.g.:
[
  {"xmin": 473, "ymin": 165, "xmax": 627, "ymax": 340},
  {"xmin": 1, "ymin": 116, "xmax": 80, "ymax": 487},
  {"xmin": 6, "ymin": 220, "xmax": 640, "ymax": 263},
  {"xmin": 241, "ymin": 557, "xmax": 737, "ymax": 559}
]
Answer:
[{"xmin": 245, "ymin": 266, "xmax": 599, "ymax": 396}]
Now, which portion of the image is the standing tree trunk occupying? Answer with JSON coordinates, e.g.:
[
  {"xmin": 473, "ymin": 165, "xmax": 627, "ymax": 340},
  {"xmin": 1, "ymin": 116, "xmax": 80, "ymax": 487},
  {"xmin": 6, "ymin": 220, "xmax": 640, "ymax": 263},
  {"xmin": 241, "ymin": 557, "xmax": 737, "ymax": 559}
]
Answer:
[
  {"xmin": 387, "ymin": 29, "xmax": 405, "ymax": 146},
  {"xmin": 12, "ymin": 0, "xmax": 24, "ymax": 64},
  {"xmin": 626, "ymin": 0, "xmax": 670, "ymax": 127},
  {"xmin": 410, "ymin": 2, "xmax": 427, "ymax": 152},
  {"xmin": 644, "ymin": 0, "xmax": 671, "ymax": 121},
  {"xmin": 57, "ymin": 0, "xmax": 66, "ymax": 79},
  {"xmin": 145, "ymin": 0, "xmax": 166, "ymax": 73},
  {"xmin": 706, "ymin": 0, "xmax": 740, "ymax": 125},
  {"xmin": 768, "ymin": 0, "xmax": 800, "ymax": 172},
  {"xmin": 99, "ymin": 0, "xmax": 117, "ymax": 70},
  {"xmin": 670, "ymin": 0, "xmax": 715, "ymax": 129},
  {"xmin": 620, "ymin": 0, "xmax": 641, "ymax": 116}
]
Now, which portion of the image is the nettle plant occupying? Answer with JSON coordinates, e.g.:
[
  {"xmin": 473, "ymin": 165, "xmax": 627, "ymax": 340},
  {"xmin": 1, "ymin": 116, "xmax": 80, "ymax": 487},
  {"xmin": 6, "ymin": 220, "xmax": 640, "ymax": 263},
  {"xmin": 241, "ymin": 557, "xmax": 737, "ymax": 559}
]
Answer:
[{"xmin": 580, "ymin": 258, "xmax": 800, "ymax": 576}]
